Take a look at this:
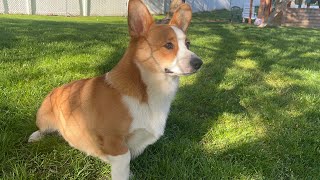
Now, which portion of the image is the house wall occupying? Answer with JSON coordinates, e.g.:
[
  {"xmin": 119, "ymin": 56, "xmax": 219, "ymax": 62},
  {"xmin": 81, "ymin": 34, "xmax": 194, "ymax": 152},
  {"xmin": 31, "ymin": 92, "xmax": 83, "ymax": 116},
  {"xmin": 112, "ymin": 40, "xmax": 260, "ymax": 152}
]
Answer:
[
  {"xmin": 186, "ymin": 0, "xmax": 230, "ymax": 12},
  {"xmin": 230, "ymin": 0, "xmax": 260, "ymax": 8},
  {"xmin": 144, "ymin": 0, "xmax": 232, "ymax": 14},
  {"xmin": 89, "ymin": 0, "xmax": 127, "ymax": 16}
]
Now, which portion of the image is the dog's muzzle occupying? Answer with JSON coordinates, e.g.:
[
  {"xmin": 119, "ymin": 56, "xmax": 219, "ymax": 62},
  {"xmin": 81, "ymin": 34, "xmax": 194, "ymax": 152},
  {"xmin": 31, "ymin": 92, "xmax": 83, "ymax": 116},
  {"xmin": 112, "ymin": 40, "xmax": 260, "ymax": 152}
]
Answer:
[{"xmin": 164, "ymin": 54, "xmax": 203, "ymax": 76}]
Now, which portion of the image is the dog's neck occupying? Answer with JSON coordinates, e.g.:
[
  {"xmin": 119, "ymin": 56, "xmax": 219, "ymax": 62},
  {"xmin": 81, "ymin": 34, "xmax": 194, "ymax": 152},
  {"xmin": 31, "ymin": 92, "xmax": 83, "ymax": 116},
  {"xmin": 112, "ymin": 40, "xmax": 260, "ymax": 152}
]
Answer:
[
  {"xmin": 106, "ymin": 42, "xmax": 147, "ymax": 102},
  {"xmin": 106, "ymin": 40, "xmax": 179, "ymax": 104},
  {"xmin": 137, "ymin": 63, "xmax": 179, "ymax": 100}
]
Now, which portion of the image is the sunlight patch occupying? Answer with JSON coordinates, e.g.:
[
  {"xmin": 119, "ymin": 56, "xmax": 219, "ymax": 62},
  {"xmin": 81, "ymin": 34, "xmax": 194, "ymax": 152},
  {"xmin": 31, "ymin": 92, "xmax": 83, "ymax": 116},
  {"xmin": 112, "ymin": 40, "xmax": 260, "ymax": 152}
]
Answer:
[
  {"xmin": 201, "ymin": 113, "xmax": 266, "ymax": 153},
  {"xmin": 218, "ymin": 82, "xmax": 235, "ymax": 90},
  {"xmin": 240, "ymin": 40, "xmax": 254, "ymax": 45},
  {"xmin": 300, "ymin": 51, "xmax": 320, "ymax": 58},
  {"xmin": 193, "ymin": 36, "xmax": 221, "ymax": 44},
  {"xmin": 234, "ymin": 59, "xmax": 257, "ymax": 70},
  {"xmin": 264, "ymin": 71, "xmax": 294, "ymax": 89},
  {"xmin": 180, "ymin": 75, "xmax": 197, "ymax": 87},
  {"xmin": 285, "ymin": 109, "xmax": 303, "ymax": 118},
  {"xmin": 265, "ymin": 48, "xmax": 282, "ymax": 58},
  {"xmin": 218, "ymin": 67, "xmax": 254, "ymax": 90},
  {"xmin": 236, "ymin": 50, "xmax": 251, "ymax": 58}
]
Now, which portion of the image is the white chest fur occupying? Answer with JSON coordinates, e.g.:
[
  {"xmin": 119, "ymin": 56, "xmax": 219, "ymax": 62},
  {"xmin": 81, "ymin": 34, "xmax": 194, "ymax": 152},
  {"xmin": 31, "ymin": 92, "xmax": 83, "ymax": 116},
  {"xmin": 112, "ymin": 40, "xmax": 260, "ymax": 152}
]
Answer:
[{"xmin": 123, "ymin": 70, "xmax": 179, "ymax": 158}]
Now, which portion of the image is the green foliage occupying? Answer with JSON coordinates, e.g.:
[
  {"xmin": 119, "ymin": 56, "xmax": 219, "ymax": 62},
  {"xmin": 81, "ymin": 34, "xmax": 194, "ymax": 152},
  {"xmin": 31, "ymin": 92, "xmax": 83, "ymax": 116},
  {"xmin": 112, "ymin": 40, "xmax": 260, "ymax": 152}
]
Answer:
[{"xmin": 1, "ymin": 13, "xmax": 320, "ymax": 179}]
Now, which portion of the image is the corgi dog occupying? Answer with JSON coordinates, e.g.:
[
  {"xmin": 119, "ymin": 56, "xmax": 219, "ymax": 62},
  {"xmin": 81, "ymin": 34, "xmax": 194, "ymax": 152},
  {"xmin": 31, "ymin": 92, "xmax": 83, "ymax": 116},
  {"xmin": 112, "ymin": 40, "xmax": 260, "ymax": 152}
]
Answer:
[{"xmin": 28, "ymin": 0, "xmax": 202, "ymax": 179}]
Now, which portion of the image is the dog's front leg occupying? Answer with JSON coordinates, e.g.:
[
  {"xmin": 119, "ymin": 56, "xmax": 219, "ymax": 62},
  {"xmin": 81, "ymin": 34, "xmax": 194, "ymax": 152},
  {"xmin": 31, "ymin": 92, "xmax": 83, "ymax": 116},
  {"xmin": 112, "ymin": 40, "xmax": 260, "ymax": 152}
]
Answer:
[{"xmin": 108, "ymin": 151, "xmax": 131, "ymax": 180}]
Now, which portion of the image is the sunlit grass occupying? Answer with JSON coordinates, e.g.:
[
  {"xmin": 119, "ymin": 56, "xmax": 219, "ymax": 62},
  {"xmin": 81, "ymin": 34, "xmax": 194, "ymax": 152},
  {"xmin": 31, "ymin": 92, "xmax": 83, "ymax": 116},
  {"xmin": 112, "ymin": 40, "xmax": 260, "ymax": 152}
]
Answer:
[
  {"xmin": 202, "ymin": 113, "xmax": 266, "ymax": 152},
  {"xmin": 1, "ymin": 11, "xmax": 320, "ymax": 179}
]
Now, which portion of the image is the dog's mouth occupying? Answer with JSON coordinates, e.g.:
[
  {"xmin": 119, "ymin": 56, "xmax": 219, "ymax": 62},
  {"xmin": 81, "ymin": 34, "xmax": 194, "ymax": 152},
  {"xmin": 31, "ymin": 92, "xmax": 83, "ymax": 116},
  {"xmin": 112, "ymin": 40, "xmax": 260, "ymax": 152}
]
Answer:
[
  {"xmin": 164, "ymin": 68, "xmax": 197, "ymax": 76},
  {"xmin": 165, "ymin": 68, "xmax": 174, "ymax": 74}
]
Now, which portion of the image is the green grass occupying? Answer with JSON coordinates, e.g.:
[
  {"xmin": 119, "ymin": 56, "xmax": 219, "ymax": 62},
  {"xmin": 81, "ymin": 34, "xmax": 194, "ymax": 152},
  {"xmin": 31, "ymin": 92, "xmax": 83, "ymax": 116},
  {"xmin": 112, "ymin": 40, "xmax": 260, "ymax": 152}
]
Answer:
[{"xmin": 1, "ymin": 12, "xmax": 320, "ymax": 179}]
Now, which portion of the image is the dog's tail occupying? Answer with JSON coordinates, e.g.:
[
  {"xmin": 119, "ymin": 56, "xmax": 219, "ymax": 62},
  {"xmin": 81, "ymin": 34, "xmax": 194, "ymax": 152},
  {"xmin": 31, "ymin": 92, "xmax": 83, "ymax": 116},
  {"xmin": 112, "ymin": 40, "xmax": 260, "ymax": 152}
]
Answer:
[{"xmin": 28, "ymin": 92, "xmax": 59, "ymax": 143}]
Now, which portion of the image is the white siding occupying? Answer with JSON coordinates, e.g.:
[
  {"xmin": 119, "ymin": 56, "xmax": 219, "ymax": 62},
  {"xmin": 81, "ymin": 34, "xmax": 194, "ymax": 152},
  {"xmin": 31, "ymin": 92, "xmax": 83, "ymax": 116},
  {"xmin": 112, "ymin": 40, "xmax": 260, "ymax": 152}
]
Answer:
[
  {"xmin": 66, "ymin": 0, "xmax": 81, "ymax": 16},
  {"xmin": 1, "ymin": 0, "xmax": 27, "ymax": 14},
  {"xmin": 34, "ymin": 0, "xmax": 66, "ymax": 15},
  {"xmin": 0, "ymin": 0, "xmax": 5, "ymax": 13},
  {"xmin": 231, "ymin": 0, "xmax": 260, "ymax": 8},
  {"xmin": 143, "ymin": 0, "xmax": 261, "ymax": 13},
  {"xmin": 143, "ymin": 0, "xmax": 231, "ymax": 13},
  {"xmin": 0, "ymin": 0, "xmax": 261, "ymax": 16},
  {"xmin": 185, "ymin": 0, "xmax": 230, "ymax": 12},
  {"xmin": 89, "ymin": 0, "xmax": 127, "ymax": 16},
  {"xmin": 144, "ymin": 0, "xmax": 165, "ymax": 14}
]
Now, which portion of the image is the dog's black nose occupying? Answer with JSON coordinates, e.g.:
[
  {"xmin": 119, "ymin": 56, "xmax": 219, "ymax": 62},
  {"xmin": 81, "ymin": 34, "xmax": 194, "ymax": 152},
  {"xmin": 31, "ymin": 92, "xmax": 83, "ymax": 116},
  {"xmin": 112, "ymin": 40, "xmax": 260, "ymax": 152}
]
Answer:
[{"xmin": 190, "ymin": 57, "xmax": 203, "ymax": 70}]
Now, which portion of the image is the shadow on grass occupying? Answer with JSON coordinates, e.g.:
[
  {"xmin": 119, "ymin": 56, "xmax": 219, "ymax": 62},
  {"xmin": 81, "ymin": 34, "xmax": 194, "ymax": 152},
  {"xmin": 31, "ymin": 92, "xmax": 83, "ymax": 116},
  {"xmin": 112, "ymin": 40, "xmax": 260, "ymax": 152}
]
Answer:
[{"xmin": 0, "ymin": 17, "xmax": 126, "ymax": 179}]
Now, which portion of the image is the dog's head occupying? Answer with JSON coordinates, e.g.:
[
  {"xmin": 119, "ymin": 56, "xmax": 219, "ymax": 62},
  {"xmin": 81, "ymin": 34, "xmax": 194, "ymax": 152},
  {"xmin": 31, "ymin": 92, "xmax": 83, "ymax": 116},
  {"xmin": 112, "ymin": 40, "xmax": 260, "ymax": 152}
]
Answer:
[{"xmin": 128, "ymin": 0, "xmax": 202, "ymax": 76}]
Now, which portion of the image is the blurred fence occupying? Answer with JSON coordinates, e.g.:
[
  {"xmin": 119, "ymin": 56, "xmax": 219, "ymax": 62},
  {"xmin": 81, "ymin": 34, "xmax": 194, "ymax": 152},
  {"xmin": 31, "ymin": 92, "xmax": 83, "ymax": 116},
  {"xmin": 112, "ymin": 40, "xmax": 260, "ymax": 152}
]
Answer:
[
  {"xmin": 0, "ymin": 0, "xmax": 128, "ymax": 16},
  {"xmin": 0, "ymin": 0, "xmax": 260, "ymax": 16}
]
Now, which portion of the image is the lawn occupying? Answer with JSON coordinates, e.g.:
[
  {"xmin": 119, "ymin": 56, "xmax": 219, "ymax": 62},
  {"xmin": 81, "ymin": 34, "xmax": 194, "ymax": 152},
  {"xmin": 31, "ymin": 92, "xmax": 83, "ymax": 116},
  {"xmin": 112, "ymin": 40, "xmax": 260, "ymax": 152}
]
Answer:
[{"xmin": 1, "ymin": 11, "xmax": 320, "ymax": 179}]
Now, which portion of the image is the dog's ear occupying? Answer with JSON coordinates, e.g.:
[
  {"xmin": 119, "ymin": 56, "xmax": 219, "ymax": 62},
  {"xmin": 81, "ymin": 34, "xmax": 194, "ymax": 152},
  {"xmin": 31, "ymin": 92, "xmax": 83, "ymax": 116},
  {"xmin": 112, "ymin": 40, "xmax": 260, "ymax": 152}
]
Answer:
[
  {"xmin": 169, "ymin": 4, "xmax": 192, "ymax": 33},
  {"xmin": 128, "ymin": 0, "xmax": 154, "ymax": 37}
]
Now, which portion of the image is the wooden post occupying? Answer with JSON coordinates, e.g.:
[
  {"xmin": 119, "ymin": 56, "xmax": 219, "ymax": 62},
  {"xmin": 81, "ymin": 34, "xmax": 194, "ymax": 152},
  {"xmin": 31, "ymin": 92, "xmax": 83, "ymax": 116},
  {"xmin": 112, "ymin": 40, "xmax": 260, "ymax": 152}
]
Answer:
[{"xmin": 248, "ymin": 0, "xmax": 253, "ymax": 24}]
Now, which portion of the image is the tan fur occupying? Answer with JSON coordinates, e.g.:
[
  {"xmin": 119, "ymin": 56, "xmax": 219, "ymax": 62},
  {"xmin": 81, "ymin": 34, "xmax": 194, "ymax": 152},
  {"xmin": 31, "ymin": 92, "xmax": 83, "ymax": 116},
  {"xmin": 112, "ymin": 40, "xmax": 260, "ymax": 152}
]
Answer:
[
  {"xmin": 134, "ymin": 25, "xmax": 180, "ymax": 72},
  {"xmin": 35, "ymin": 23, "xmax": 183, "ymax": 158},
  {"xmin": 169, "ymin": 4, "xmax": 192, "ymax": 32},
  {"xmin": 36, "ymin": 76, "xmax": 132, "ymax": 156}
]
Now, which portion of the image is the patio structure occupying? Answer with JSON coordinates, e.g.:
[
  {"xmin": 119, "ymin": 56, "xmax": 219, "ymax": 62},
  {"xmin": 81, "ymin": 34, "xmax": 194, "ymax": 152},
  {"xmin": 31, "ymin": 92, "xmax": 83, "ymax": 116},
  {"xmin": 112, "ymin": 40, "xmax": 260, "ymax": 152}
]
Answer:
[
  {"xmin": 266, "ymin": 0, "xmax": 320, "ymax": 28},
  {"xmin": 283, "ymin": 7, "xmax": 320, "ymax": 28}
]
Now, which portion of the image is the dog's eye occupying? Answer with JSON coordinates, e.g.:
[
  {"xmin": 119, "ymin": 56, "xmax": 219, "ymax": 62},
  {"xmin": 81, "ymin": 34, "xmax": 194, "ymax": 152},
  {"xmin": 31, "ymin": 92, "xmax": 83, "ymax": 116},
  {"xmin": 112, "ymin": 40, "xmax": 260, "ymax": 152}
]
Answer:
[
  {"xmin": 164, "ymin": 42, "xmax": 174, "ymax": 50},
  {"xmin": 186, "ymin": 41, "xmax": 191, "ymax": 49}
]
